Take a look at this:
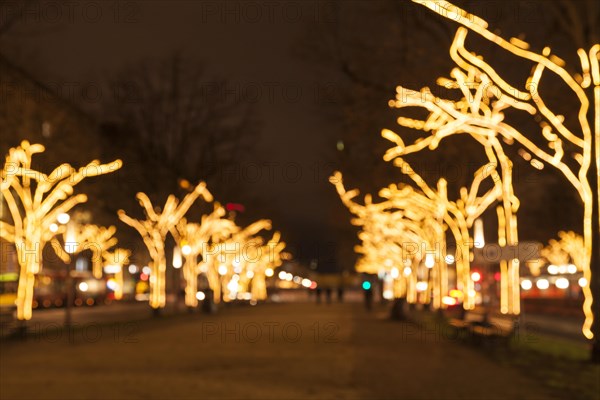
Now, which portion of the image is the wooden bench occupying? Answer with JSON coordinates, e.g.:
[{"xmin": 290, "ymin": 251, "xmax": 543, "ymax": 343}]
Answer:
[
  {"xmin": 469, "ymin": 314, "xmax": 517, "ymax": 347},
  {"xmin": 448, "ymin": 311, "xmax": 517, "ymax": 346},
  {"xmin": 448, "ymin": 311, "xmax": 484, "ymax": 330}
]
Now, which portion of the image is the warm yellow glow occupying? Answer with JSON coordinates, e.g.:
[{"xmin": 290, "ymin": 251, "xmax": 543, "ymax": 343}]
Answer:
[
  {"xmin": 536, "ymin": 279, "xmax": 550, "ymax": 290},
  {"xmin": 541, "ymin": 231, "xmax": 584, "ymax": 273},
  {"xmin": 172, "ymin": 246, "xmax": 182, "ymax": 269},
  {"xmin": 118, "ymin": 182, "xmax": 213, "ymax": 309},
  {"xmin": 425, "ymin": 253, "xmax": 435, "ymax": 269},
  {"xmin": 103, "ymin": 248, "xmax": 130, "ymax": 300},
  {"xmin": 181, "ymin": 244, "xmax": 192, "ymax": 256},
  {"xmin": 171, "ymin": 203, "xmax": 240, "ymax": 307},
  {"xmin": 555, "ymin": 277, "xmax": 569, "ymax": 289},
  {"xmin": 57, "ymin": 213, "xmax": 70, "ymax": 225},
  {"xmin": 0, "ymin": 141, "xmax": 121, "ymax": 320},
  {"xmin": 579, "ymin": 277, "xmax": 589, "ymax": 288},
  {"xmin": 473, "ymin": 219, "xmax": 484, "ymax": 249},
  {"xmin": 408, "ymin": 0, "xmax": 598, "ymax": 339},
  {"xmin": 57, "ymin": 217, "xmax": 118, "ymax": 279},
  {"xmin": 520, "ymin": 279, "xmax": 532, "ymax": 291}
]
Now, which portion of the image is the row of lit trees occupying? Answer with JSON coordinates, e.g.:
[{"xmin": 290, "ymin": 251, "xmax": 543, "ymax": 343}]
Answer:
[
  {"xmin": 0, "ymin": 141, "xmax": 122, "ymax": 320},
  {"xmin": 333, "ymin": 0, "xmax": 599, "ymax": 359},
  {"xmin": 1, "ymin": 140, "xmax": 287, "ymax": 322},
  {"xmin": 118, "ymin": 183, "xmax": 287, "ymax": 312}
]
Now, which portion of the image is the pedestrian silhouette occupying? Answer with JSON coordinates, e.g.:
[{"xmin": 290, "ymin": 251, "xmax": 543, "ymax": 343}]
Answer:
[{"xmin": 364, "ymin": 287, "xmax": 373, "ymax": 311}]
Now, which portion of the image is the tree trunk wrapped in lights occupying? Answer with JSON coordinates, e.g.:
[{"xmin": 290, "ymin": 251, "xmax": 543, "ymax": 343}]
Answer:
[
  {"xmin": 330, "ymin": 171, "xmax": 444, "ymax": 307},
  {"xmin": 332, "ymin": 155, "xmax": 504, "ymax": 310},
  {"xmin": 249, "ymin": 231, "xmax": 286, "ymax": 301},
  {"xmin": 118, "ymin": 182, "xmax": 212, "ymax": 310},
  {"xmin": 384, "ymin": 0, "xmax": 599, "ymax": 348},
  {"xmin": 172, "ymin": 204, "xmax": 239, "ymax": 308},
  {"xmin": 52, "ymin": 215, "xmax": 118, "ymax": 279},
  {"xmin": 0, "ymin": 141, "xmax": 121, "ymax": 321},
  {"xmin": 205, "ymin": 219, "xmax": 272, "ymax": 303},
  {"xmin": 103, "ymin": 248, "xmax": 131, "ymax": 300}
]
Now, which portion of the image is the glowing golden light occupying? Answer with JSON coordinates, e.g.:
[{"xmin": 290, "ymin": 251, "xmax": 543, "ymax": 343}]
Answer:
[
  {"xmin": 473, "ymin": 219, "xmax": 485, "ymax": 249},
  {"xmin": 171, "ymin": 203, "xmax": 239, "ymax": 307},
  {"xmin": 118, "ymin": 182, "xmax": 213, "ymax": 309},
  {"xmin": 403, "ymin": 0, "xmax": 599, "ymax": 339},
  {"xmin": 0, "ymin": 141, "xmax": 122, "ymax": 320},
  {"xmin": 172, "ymin": 246, "xmax": 182, "ymax": 269},
  {"xmin": 103, "ymin": 248, "xmax": 130, "ymax": 300}
]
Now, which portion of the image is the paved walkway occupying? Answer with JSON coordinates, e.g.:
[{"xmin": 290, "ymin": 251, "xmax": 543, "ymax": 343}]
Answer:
[{"xmin": 0, "ymin": 302, "xmax": 555, "ymax": 399}]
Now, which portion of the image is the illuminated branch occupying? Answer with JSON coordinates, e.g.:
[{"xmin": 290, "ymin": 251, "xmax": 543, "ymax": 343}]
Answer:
[
  {"xmin": 383, "ymin": 0, "xmax": 598, "ymax": 338},
  {"xmin": 118, "ymin": 181, "xmax": 213, "ymax": 309},
  {"xmin": 0, "ymin": 140, "xmax": 121, "ymax": 320},
  {"xmin": 103, "ymin": 248, "xmax": 131, "ymax": 300},
  {"xmin": 171, "ymin": 204, "xmax": 239, "ymax": 307},
  {"xmin": 204, "ymin": 219, "xmax": 272, "ymax": 303},
  {"xmin": 330, "ymin": 172, "xmax": 447, "ymax": 307},
  {"xmin": 541, "ymin": 231, "xmax": 585, "ymax": 273}
]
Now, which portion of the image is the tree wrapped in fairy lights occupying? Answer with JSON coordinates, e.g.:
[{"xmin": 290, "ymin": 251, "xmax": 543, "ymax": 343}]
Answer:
[
  {"xmin": 103, "ymin": 248, "xmax": 131, "ymax": 300},
  {"xmin": 540, "ymin": 231, "xmax": 585, "ymax": 276},
  {"xmin": 384, "ymin": 1, "xmax": 599, "ymax": 350},
  {"xmin": 331, "ymin": 154, "xmax": 504, "ymax": 311},
  {"xmin": 243, "ymin": 231, "xmax": 286, "ymax": 302},
  {"xmin": 204, "ymin": 219, "xmax": 272, "ymax": 303},
  {"xmin": 118, "ymin": 182, "xmax": 212, "ymax": 310},
  {"xmin": 50, "ymin": 213, "xmax": 118, "ymax": 280},
  {"xmin": 330, "ymin": 172, "xmax": 444, "ymax": 307},
  {"xmin": 172, "ymin": 203, "xmax": 238, "ymax": 308},
  {"xmin": 0, "ymin": 141, "xmax": 121, "ymax": 320}
]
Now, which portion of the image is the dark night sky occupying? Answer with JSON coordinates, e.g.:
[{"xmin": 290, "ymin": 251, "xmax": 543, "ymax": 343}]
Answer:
[
  {"xmin": 1, "ymin": 1, "xmax": 345, "ymax": 265},
  {"xmin": 1, "ymin": 0, "xmax": 593, "ymax": 269}
]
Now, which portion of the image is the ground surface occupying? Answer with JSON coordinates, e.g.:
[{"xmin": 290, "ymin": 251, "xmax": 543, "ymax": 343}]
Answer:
[{"xmin": 0, "ymin": 301, "xmax": 584, "ymax": 399}]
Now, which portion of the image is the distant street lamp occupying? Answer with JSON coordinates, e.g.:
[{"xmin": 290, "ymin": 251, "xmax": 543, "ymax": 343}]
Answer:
[
  {"xmin": 473, "ymin": 219, "xmax": 485, "ymax": 249},
  {"xmin": 173, "ymin": 246, "xmax": 182, "ymax": 269}
]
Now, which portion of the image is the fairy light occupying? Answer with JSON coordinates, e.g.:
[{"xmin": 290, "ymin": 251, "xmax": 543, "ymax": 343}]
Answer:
[
  {"xmin": 473, "ymin": 219, "xmax": 484, "ymax": 249},
  {"xmin": 103, "ymin": 248, "xmax": 130, "ymax": 300},
  {"xmin": 541, "ymin": 231, "xmax": 584, "ymax": 274},
  {"xmin": 330, "ymin": 171, "xmax": 447, "ymax": 308},
  {"xmin": 171, "ymin": 204, "xmax": 238, "ymax": 307},
  {"xmin": 57, "ymin": 219, "xmax": 118, "ymax": 279},
  {"xmin": 0, "ymin": 141, "xmax": 121, "ymax": 320},
  {"xmin": 381, "ymin": 159, "xmax": 503, "ymax": 310},
  {"xmin": 118, "ymin": 182, "xmax": 213, "ymax": 309},
  {"xmin": 405, "ymin": 0, "xmax": 598, "ymax": 339}
]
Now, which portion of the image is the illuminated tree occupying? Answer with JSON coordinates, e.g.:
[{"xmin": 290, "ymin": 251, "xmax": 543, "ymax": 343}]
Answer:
[
  {"xmin": 118, "ymin": 182, "xmax": 212, "ymax": 310},
  {"xmin": 103, "ymin": 248, "xmax": 131, "ymax": 300},
  {"xmin": 330, "ymin": 172, "xmax": 442, "ymax": 306},
  {"xmin": 246, "ymin": 231, "xmax": 286, "ymax": 301},
  {"xmin": 383, "ymin": 1, "xmax": 599, "ymax": 345},
  {"xmin": 0, "ymin": 141, "xmax": 121, "ymax": 320},
  {"xmin": 204, "ymin": 219, "xmax": 272, "ymax": 304},
  {"xmin": 541, "ymin": 231, "xmax": 585, "ymax": 274},
  {"xmin": 331, "ymin": 154, "xmax": 503, "ymax": 310},
  {"xmin": 50, "ymin": 213, "xmax": 118, "ymax": 280},
  {"xmin": 172, "ymin": 203, "xmax": 238, "ymax": 307}
]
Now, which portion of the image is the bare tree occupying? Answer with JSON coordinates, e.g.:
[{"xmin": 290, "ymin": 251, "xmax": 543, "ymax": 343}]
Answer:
[{"xmin": 106, "ymin": 53, "xmax": 259, "ymax": 200}]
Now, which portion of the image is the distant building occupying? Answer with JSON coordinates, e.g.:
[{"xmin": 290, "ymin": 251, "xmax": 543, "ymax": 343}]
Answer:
[{"xmin": 0, "ymin": 52, "xmax": 101, "ymax": 166}]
